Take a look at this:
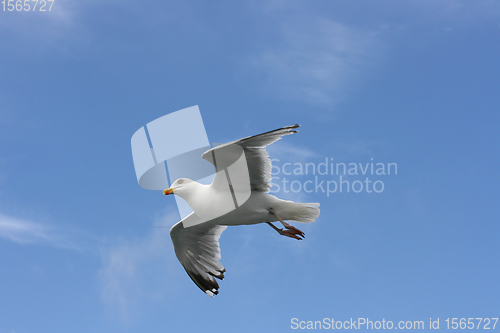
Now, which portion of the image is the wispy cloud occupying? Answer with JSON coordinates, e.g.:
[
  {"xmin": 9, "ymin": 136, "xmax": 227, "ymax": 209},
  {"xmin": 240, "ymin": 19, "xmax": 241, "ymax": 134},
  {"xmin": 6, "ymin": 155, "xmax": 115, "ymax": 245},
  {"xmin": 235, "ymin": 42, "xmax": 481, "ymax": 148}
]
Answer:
[
  {"xmin": 408, "ymin": 0, "xmax": 500, "ymax": 21},
  {"xmin": 1, "ymin": 207, "xmax": 180, "ymax": 323},
  {"xmin": 98, "ymin": 209, "xmax": 180, "ymax": 322},
  {"xmin": 0, "ymin": 214, "xmax": 52, "ymax": 244},
  {"xmin": 267, "ymin": 140, "xmax": 320, "ymax": 161},
  {"xmin": 0, "ymin": 213, "xmax": 100, "ymax": 252},
  {"xmin": 0, "ymin": 0, "xmax": 92, "ymax": 57},
  {"xmin": 254, "ymin": 18, "xmax": 382, "ymax": 105}
]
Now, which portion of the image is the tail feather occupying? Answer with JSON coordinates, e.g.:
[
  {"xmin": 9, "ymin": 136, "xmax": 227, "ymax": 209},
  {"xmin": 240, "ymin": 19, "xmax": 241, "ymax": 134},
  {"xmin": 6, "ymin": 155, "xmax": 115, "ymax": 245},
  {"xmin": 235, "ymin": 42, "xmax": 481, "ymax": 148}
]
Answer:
[{"xmin": 282, "ymin": 202, "xmax": 320, "ymax": 223}]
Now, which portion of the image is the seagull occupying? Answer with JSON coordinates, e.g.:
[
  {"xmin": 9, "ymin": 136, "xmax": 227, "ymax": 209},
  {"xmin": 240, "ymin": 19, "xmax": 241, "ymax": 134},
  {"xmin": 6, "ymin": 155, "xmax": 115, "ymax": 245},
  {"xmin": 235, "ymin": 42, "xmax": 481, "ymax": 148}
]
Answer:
[{"xmin": 163, "ymin": 125, "xmax": 320, "ymax": 297}]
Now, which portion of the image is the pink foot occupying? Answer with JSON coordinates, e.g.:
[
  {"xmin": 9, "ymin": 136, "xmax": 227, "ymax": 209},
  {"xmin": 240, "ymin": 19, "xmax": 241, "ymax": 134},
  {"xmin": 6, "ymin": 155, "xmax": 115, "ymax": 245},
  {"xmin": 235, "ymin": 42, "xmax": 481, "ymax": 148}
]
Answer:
[
  {"xmin": 279, "ymin": 226, "xmax": 305, "ymax": 240},
  {"xmin": 282, "ymin": 222, "xmax": 305, "ymax": 239}
]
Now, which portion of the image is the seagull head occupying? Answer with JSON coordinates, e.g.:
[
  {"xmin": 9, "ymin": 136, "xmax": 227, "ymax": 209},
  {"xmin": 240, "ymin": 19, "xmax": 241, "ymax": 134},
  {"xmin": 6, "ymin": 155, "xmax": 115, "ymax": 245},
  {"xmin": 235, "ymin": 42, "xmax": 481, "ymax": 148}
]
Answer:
[{"xmin": 163, "ymin": 178, "xmax": 195, "ymax": 197}]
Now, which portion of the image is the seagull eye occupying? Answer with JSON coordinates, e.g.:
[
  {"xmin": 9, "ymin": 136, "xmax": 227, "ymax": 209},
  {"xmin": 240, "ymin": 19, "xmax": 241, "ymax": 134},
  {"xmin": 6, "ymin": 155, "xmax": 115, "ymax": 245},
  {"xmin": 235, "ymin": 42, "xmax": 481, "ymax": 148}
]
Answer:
[{"xmin": 178, "ymin": 179, "xmax": 184, "ymax": 184}]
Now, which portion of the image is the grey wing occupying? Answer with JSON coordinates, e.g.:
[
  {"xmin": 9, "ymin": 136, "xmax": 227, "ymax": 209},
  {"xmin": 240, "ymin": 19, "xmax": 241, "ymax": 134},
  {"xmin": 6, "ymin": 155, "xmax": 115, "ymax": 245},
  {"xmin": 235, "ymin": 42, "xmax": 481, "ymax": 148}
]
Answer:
[
  {"xmin": 170, "ymin": 218, "xmax": 227, "ymax": 297},
  {"xmin": 201, "ymin": 124, "xmax": 300, "ymax": 192}
]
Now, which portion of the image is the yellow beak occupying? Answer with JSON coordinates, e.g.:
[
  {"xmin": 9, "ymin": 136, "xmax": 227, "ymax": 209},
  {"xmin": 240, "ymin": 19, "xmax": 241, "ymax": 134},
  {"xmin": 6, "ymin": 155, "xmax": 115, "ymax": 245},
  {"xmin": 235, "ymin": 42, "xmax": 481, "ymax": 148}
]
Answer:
[{"xmin": 163, "ymin": 188, "xmax": 174, "ymax": 195}]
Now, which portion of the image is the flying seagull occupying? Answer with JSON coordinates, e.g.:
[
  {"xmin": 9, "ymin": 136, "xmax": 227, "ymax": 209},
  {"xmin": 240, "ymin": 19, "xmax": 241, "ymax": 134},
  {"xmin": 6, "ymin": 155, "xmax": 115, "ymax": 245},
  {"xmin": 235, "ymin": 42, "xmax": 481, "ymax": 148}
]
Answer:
[{"xmin": 164, "ymin": 125, "xmax": 320, "ymax": 297}]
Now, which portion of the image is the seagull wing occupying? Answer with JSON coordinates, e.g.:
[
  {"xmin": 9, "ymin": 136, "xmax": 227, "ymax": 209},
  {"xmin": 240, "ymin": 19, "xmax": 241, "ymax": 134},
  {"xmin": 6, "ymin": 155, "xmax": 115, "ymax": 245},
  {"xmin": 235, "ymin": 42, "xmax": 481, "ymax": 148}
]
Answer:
[
  {"xmin": 202, "ymin": 124, "xmax": 300, "ymax": 192},
  {"xmin": 170, "ymin": 217, "xmax": 227, "ymax": 297}
]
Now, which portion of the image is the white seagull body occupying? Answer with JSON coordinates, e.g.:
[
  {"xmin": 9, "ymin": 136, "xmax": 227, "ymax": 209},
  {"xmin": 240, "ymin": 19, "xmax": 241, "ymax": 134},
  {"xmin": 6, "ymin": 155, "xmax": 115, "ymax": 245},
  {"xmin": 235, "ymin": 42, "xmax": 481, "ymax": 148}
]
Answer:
[{"xmin": 165, "ymin": 125, "xmax": 320, "ymax": 297}]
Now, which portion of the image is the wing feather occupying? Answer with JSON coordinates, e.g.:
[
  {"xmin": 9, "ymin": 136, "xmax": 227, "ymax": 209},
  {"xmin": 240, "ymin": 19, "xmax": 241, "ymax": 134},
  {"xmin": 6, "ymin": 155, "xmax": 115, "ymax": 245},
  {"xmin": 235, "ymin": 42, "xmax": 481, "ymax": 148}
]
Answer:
[
  {"xmin": 202, "ymin": 125, "xmax": 299, "ymax": 192},
  {"xmin": 170, "ymin": 218, "xmax": 226, "ymax": 296}
]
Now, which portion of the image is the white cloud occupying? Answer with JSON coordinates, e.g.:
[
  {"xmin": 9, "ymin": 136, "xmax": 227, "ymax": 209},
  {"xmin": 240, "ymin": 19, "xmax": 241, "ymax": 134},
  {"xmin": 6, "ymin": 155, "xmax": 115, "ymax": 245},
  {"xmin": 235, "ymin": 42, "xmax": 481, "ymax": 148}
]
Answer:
[
  {"xmin": 0, "ymin": 213, "xmax": 93, "ymax": 251},
  {"xmin": 0, "ymin": 0, "xmax": 93, "ymax": 57},
  {"xmin": 1, "ymin": 206, "xmax": 181, "ymax": 323},
  {"xmin": 267, "ymin": 140, "xmax": 319, "ymax": 161},
  {"xmin": 254, "ymin": 18, "xmax": 382, "ymax": 105},
  {"xmin": 408, "ymin": 0, "xmax": 500, "ymax": 20},
  {"xmin": 98, "ymin": 209, "xmax": 180, "ymax": 322},
  {"xmin": 0, "ymin": 214, "xmax": 51, "ymax": 244}
]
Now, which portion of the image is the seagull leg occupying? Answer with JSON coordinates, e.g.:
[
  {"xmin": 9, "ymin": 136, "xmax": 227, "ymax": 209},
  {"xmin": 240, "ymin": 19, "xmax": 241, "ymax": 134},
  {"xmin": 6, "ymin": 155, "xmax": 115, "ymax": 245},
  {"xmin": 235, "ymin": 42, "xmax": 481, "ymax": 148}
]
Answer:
[
  {"xmin": 266, "ymin": 222, "xmax": 284, "ymax": 234},
  {"xmin": 267, "ymin": 208, "xmax": 305, "ymax": 240}
]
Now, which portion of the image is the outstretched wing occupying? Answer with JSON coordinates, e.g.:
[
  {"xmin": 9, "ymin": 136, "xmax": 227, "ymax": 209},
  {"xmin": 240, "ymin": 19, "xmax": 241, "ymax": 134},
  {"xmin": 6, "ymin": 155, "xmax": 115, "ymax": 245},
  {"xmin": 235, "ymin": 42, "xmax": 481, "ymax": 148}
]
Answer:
[
  {"xmin": 170, "ymin": 218, "xmax": 226, "ymax": 297},
  {"xmin": 202, "ymin": 125, "xmax": 300, "ymax": 192}
]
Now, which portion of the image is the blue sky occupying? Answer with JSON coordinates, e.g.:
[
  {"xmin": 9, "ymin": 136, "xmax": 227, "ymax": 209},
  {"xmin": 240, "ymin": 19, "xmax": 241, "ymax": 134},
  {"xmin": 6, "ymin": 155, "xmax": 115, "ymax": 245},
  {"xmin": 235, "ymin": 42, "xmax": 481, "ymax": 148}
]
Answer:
[{"xmin": 1, "ymin": 1, "xmax": 499, "ymax": 332}]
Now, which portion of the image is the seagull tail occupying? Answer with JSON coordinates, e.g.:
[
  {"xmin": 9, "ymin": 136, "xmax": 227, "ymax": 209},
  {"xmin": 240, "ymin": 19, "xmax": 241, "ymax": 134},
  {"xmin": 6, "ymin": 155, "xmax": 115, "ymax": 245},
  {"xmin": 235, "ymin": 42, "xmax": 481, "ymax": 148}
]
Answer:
[{"xmin": 283, "ymin": 202, "xmax": 320, "ymax": 223}]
